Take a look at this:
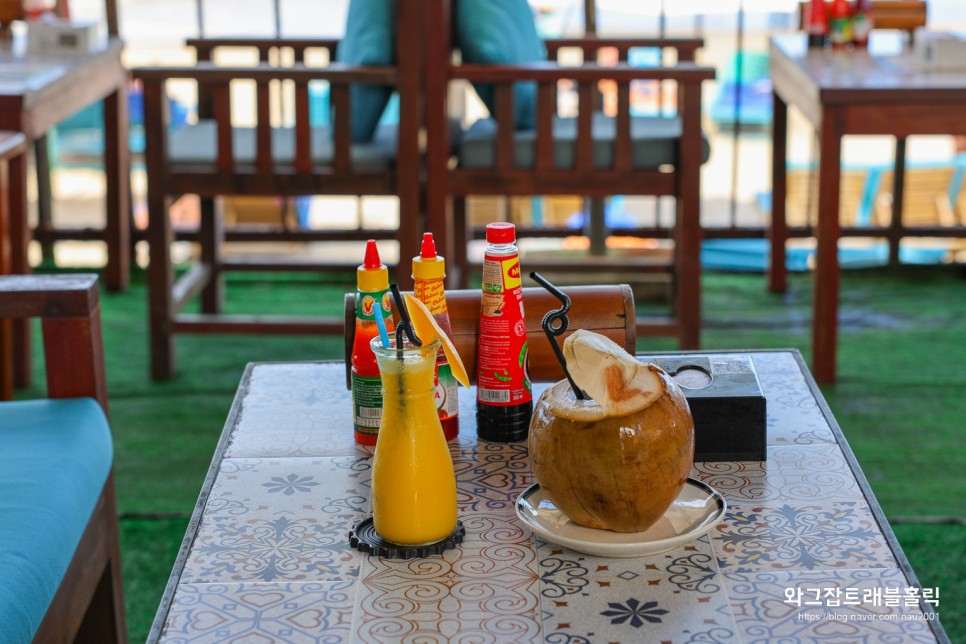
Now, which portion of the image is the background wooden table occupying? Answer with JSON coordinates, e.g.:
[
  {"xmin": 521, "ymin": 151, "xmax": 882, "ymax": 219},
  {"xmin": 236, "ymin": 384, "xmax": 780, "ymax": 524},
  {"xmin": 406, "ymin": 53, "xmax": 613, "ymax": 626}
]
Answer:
[
  {"xmin": 0, "ymin": 130, "xmax": 26, "ymax": 400},
  {"xmin": 768, "ymin": 33, "xmax": 966, "ymax": 384},
  {"xmin": 0, "ymin": 36, "xmax": 130, "ymax": 389}
]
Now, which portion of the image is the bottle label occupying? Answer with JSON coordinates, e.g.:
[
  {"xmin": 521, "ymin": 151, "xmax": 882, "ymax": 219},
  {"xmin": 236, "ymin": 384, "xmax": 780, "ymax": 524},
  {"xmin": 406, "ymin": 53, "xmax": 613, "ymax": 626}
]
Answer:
[
  {"xmin": 477, "ymin": 252, "xmax": 531, "ymax": 407},
  {"xmin": 435, "ymin": 362, "xmax": 459, "ymax": 422},
  {"xmin": 356, "ymin": 288, "xmax": 393, "ymax": 322},
  {"xmin": 352, "ymin": 373, "xmax": 383, "ymax": 436},
  {"xmin": 414, "ymin": 277, "xmax": 447, "ymax": 316}
]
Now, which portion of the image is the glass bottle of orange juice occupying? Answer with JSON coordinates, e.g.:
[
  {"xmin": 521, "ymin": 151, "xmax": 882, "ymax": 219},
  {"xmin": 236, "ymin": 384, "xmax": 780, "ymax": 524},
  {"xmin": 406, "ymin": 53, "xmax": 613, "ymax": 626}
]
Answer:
[{"xmin": 370, "ymin": 337, "xmax": 458, "ymax": 545}]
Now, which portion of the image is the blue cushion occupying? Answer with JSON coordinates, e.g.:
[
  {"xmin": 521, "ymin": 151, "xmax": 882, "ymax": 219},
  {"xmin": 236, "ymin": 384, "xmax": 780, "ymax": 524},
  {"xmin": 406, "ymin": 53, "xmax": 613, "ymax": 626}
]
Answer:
[
  {"xmin": 455, "ymin": 0, "xmax": 546, "ymax": 130},
  {"xmin": 336, "ymin": 0, "xmax": 396, "ymax": 143},
  {"xmin": 168, "ymin": 121, "xmax": 400, "ymax": 171},
  {"xmin": 0, "ymin": 399, "xmax": 113, "ymax": 642},
  {"xmin": 459, "ymin": 114, "xmax": 712, "ymax": 169}
]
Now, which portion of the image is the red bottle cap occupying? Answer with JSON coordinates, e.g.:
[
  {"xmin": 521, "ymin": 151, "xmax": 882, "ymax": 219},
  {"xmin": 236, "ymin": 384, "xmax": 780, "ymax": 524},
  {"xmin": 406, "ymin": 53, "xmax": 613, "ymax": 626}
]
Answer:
[
  {"xmin": 486, "ymin": 222, "xmax": 516, "ymax": 245},
  {"xmin": 363, "ymin": 239, "xmax": 382, "ymax": 269},
  {"xmin": 420, "ymin": 232, "xmax": 437, "ymax": 259}
]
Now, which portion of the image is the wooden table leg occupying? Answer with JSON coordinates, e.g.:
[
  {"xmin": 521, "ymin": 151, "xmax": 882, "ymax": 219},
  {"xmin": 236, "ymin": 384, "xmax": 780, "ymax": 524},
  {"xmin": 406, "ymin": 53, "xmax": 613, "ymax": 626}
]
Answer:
[
  {"xmin": 813, "ymin": 110, "xmax": 843, "ymax": 384},
  {"xmin": 768, "ymin": 92, "xmax": 789, "ymax": 294},
  {"xmin": 9, "ymin": 151, "xmax": 31, "ymax": 388},
  {"xmin": 104, "ymin": 85, "xmax": 131, "ymax": 292},
  {"xmin": 888, "ymin": 136, "xmax": 907, "ymax": 267},
  {"xmin": 34, "ymin": 136, "xmax": 55, "ymax": 263}
]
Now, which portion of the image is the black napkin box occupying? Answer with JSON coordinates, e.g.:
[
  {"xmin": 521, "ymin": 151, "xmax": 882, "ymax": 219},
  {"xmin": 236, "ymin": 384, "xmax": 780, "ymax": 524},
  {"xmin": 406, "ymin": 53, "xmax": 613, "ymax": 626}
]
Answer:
[{"xmin": 648, "ymin": 354, "xmax": 766, "ymax": 462}]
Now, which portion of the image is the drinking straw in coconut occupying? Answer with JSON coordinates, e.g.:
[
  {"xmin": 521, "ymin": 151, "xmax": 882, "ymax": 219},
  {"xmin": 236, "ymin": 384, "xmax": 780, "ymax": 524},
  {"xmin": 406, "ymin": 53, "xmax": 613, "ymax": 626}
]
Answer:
[{"xmin": 529, "ymin": 272, "xmax": 588, "ymax": 400}]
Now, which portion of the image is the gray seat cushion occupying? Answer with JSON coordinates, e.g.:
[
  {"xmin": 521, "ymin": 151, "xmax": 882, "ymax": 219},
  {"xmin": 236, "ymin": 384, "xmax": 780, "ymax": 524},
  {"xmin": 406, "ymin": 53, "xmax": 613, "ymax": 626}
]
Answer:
[
  {"xmin": 167, "ymin": 120, "xmax": 399, "ymax": 171},
  {"xmin": 459, "ymin": 113, "xmax": 711, "ymax": 170}
]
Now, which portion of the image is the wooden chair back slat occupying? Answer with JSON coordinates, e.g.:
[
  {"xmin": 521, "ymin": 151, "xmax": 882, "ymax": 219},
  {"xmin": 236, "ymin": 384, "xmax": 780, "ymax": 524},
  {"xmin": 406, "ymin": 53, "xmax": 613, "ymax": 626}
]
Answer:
[
  {"xmin": 331, "ymin": 84, "xmax": 352, "ymax": 174},
  {"xmin": 212, "ymin": 83, "xmax": 234, "ymax": 173},
  {"xmin": 576, "ymin": 81, "xmax": 594, "ymax": 172},
  {"xmin": 614, "ymin": 83, "xmax": 632, "ymax": 172},
  {"xmin": 294, "ymin": 80, "xmax": 312, "ymax": 173},
  {"xmin": 797, "ymin": 1, "xmax": 926, "ymax": 38},
  {"xmin": 256, "ymin": 80, "xmax": 273, "ymax": 173},
  {"xmin": 494, "ymin": 84, "xmax": 515, "ymax": 171},
  {"xmin": 343, "ymin": 284, "xmax": 636, "ymax": 388},
  {"xmin": 535, "ymin": 83, "xmax": 555, "ymax": 172}
]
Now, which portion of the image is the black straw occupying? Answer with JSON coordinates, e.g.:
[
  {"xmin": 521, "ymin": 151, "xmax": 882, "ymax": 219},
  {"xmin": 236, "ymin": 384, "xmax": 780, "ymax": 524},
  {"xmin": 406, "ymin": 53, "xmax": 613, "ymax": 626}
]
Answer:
[
  {"xmin": 529, "ymin": 272, "xmax": 588, "ymax": 400},
  {"xmin": 390, "ymin": 285, "xmax": 421, "ymax": 354}
]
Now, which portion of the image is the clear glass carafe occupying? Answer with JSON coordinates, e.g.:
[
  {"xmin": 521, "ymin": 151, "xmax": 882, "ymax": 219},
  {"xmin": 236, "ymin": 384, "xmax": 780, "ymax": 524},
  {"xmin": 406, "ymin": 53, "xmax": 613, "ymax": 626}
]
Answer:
[{"xmin": 370, "ymin": 337, "xmax": 457, "ymax": 545}]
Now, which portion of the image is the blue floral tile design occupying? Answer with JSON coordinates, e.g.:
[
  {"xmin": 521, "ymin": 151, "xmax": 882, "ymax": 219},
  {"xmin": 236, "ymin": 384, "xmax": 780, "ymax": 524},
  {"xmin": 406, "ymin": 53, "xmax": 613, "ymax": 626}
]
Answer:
[
  {"xmin": 713, "ymin": 501, "xmax": 896, "ymax": 573},
  {"xmin": 161, "ymin": 581, "xmax": 354, "ymax": 642},
  {"xmin": 725, "ymin": 568, "xmax": 939, "ymax": 643},
  {"xmin": 535, "ymin": 536, "xmax": 738, "ymax": 642},
  {"xmin": 692, "ymin": 444, "xmax": 864, "ymax": 503}
]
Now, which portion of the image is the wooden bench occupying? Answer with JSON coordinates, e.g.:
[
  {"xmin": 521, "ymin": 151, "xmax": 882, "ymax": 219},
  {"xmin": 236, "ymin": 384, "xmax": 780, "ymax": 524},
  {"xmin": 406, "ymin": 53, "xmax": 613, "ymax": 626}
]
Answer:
[{"xmin": 343, "ymin": 284, "xmax": 636, "ymax": 387}]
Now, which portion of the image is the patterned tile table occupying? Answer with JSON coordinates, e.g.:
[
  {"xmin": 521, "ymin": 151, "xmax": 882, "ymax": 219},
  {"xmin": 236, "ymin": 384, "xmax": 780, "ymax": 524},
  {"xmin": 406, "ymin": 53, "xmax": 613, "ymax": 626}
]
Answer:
[{"xmin": 150, "ymin": 351, "xmax": 948, "ymax": 643}]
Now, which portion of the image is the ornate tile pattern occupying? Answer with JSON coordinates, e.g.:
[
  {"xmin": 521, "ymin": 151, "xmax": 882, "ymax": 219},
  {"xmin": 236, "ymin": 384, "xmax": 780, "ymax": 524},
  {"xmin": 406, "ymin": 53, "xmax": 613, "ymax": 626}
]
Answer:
[
  {"xmin": 536, "ymin": 536, "xmax": 739, "ymax": 642},
  {"xmin": 162, "ymin": 581, "xmax": 355, "ymax": 642},
  {"xmin": 749, "ymin": 352, "xmax": 836, "ymax": 446},
  {"xmin": 691, "ymin": 444, "xmax": 865, "ymax": 503},
  {"xmin": 156, "ymin": 354, "xmax": 942, "ymax": 642},
  {"xmin": 725, "ymin": 568, "xmax": 938, "ymax": 643},
  {"xmin": 714, "ymin": 501, "xmax": 896, "ymax": 573},
  {"xmin": 354, "ymin": 510, "xmax": 542, "ymax": 642}
]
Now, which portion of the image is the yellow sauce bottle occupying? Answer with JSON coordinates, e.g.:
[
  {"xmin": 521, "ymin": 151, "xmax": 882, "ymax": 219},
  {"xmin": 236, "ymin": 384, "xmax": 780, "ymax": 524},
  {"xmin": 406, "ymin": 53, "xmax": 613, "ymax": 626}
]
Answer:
[{"xmin": 412, "ymin": 232, "xmax": 459, "ymax": 441}]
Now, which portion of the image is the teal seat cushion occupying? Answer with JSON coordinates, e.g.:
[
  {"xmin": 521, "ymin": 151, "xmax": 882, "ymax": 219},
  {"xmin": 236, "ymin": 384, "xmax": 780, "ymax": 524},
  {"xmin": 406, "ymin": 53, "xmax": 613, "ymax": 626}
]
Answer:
[
  {"xmin": 336, "ymin": 0, "xmax": 395, "ymax": 143},
  {"xmin": 458, "ymin": 114, "xmax": 712, "ymax": 169},
  {"xmin": 168, "ymin": 121, "xmax": 398, "ymax": 171},
  {"xmin": 0, "ymin": 398, "xmax": 113, "ymax": 642},
  {"xmin": 455, "ymin": 0, "xmax": 546, "ymax": 130}
]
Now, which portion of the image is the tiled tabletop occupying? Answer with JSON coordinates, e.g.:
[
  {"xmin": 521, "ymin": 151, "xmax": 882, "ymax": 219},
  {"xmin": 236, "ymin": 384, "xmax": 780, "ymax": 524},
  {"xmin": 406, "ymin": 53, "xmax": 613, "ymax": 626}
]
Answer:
[{"xmin": 151, "ymin": 351, "xmax": 947, "ymax": 643}]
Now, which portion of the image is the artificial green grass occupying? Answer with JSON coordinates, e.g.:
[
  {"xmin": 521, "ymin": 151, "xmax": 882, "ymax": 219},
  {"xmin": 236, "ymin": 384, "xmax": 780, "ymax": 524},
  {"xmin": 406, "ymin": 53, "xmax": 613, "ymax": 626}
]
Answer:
[{"xmin": 19, "ymin": 265, "xmax": 966, "ymax": 641}]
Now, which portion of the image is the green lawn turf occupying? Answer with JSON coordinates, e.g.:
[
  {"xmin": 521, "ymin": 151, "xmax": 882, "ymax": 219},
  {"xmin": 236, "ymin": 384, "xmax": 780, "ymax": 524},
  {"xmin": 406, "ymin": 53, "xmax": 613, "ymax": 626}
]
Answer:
[{"xmin": 18, "ymin": 265, "xmax": 965, "ymax": 641}]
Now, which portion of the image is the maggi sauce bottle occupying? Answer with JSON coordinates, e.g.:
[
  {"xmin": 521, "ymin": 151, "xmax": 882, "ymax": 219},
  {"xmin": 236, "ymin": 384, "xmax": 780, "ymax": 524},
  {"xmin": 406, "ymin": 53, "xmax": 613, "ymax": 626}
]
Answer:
[
  {"xmin": 413, "ymin": 232, "xmax": 459, "ymax": 441},
  {"xmin": 352, "ymin": 240, "xmax": 395, "ymax": 445},
  {"xmin": 476, "ymin": 222, "xmax": 532, "ymax": 442}
]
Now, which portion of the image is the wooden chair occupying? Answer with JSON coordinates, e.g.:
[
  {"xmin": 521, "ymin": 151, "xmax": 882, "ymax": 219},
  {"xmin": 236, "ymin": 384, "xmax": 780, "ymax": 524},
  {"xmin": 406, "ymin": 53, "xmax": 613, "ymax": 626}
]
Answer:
[
  {"xmin": 343, "ymin": 284, "xmax": 636, "ymax": 387},
  {"xmin": 0, "ymin": 274, "xmax": 126, "ymax": 643},
  {"xmin": 423, "ymin": 2, "xmax": 715, "ymax": 349},
  {"xmin": 132, "ymin": 0, "xmax": 423, "ymax": 379}
]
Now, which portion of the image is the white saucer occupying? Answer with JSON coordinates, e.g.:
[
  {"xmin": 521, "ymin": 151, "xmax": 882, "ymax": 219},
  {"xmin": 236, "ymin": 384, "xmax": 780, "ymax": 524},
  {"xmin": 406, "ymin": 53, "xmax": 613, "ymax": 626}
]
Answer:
[{"xmin": 515, "ymin": 478, "xmax": 726, "ymax": 558}]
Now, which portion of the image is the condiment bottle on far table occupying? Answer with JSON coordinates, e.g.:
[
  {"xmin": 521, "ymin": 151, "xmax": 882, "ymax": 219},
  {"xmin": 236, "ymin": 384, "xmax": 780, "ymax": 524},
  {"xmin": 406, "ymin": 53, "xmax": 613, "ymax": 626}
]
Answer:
[
  {"xmin": 805, "ymin": 0, "xmax": 829, "ymax": 48},
  {"xmin": 412, "ymin": 232, "xmax": 459, "ymax": 441},
  {"xmin": 476, "ymin": 222, "xmax": 532, "ymax": 442},
  {"xmin": 351, "ymin": 240, "xmax": 395, "ymax": 445},
  {"xmin": 829, "ymin": 0, "xmax": 853, "ymax": 50},
  {"xmin": 852, "ymin": 0, "xmax": 874, "ymax": 47}
]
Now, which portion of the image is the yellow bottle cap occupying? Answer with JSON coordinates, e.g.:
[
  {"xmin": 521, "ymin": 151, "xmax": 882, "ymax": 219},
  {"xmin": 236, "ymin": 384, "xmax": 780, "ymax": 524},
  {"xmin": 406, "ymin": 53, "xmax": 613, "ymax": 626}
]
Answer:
[{"xmin": 358, "ymin": 240, "xmax": 389, "ymax": 292}]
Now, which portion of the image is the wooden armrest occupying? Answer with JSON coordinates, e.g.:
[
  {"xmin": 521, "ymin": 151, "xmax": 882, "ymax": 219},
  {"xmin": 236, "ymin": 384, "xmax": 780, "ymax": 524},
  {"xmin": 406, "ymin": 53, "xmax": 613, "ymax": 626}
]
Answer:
[
  {"xmin": 545, "ymin": 37, "xmax": 704, "ymax": 61},
  {"xmin": 131, "ymin": 62, "xmax": 398, "ymax": 85},
  {"xmin": 0, "ymin": 131, "xmax": 26, "ymax": 161},
  {"xmin": 452, "ymin": 61, "xmax": 715, "ymax": 84},
  {"xmin": 344, "ymin": 285, "xmax": 636, "ymax": 389},
  {"xmin": 186, "ymin": 36, "xmax": 340, "ymax": 52},
  {"xmin": 0, "ymin": 275, "xmax": 106, "ymax": 410}
]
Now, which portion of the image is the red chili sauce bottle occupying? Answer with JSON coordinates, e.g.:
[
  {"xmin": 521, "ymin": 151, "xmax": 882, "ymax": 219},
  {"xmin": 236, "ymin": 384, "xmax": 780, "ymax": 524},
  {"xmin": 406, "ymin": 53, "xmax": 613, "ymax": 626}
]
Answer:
[
  {"xmin": 351, "ymin": 240, "xmax": 395, "ymax": 445},
  {"xmin": 476, "ymin": 222, "xmax": 532, "ymax": 442}
]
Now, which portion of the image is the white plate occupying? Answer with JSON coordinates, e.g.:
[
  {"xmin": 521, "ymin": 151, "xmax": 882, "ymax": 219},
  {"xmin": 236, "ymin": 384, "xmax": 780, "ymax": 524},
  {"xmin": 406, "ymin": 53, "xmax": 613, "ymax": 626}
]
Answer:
[{"xmin": 515, "ymin": 478, "xmax": 726, "ymax": 558}]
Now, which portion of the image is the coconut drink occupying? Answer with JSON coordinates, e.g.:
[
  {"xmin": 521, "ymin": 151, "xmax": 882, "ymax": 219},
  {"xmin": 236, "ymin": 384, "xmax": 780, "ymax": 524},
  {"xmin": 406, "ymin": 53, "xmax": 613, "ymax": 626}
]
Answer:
[{"xmin": 528, "ymin": 329, "xmax": 695, "ymax": 533}]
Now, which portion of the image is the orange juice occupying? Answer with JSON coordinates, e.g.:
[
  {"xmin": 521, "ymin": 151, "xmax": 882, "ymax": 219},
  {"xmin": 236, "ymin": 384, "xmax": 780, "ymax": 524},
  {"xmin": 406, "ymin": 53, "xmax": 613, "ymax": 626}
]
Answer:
[{"xmin": 371, "ymin": 337, "xmax": 458, "ymax": 545}]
